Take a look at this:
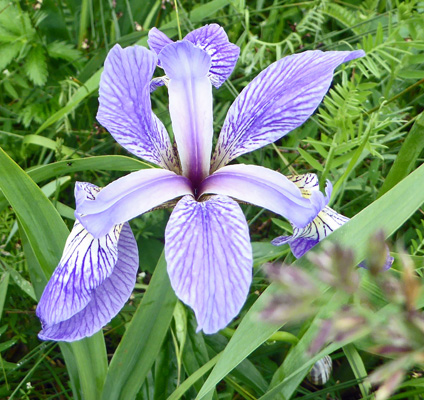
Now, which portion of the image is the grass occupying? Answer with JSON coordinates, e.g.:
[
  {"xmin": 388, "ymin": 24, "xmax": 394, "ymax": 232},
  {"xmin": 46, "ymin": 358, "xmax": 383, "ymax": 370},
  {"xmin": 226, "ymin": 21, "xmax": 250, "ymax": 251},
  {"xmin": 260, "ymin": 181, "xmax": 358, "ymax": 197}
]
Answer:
[{"xmin": 1, "ymin": 0, "xmax": 424, "ymax": 399}]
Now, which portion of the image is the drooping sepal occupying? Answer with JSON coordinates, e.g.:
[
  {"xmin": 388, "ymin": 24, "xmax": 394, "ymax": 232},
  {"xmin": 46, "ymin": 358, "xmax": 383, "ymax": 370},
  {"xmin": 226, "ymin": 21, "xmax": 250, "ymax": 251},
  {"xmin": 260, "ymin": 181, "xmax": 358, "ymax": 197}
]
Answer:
[
  {"xmin": 37, "ymin": 222, "xmax": 139, "ymax": 341},
  {"xmin": 165, "ymin": 195, "xmax": 252, "ymax": 334}
]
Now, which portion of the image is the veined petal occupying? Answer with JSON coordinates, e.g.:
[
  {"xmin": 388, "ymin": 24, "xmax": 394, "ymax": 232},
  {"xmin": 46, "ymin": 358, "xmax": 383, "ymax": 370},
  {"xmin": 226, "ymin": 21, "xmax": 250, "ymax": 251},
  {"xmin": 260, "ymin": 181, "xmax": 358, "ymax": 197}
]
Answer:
[
  {"xmin": 76, "ymin": 169, "xmax": 193, "ymax": 238},
  {"xmin": 183, "ymin": 24, "xmax": 240, "ymax": 88},
  {"xmin": 211, "ymin": 50, "xmax": 365, "ymax": 170},
  {"xmin": 38, "ymin": 222, "xmax": 139, "ymax": 341},
  {"xmin": 272, "ymin": 174, "xmax": 393, "ymax": 270},
  {"xmin": 272, "ymin": 206, "xmax": 349, "ymax": 258},
  {"xmin": 149, "ymin": 24, "xmax": 239, "ymax": 88},
  {"xmin": 97, "ymin": 44, "xmax": 178, "ymax": 171},
  {"xmin": 148, "ymin": 27, "xmax": 173, "ymax": 56},
  {"xmin": 159, "ymin": 41, "xmax": 213, "ymax": 185},
  {"xmin": 199, "ymin": 164, "xmax": 330, "ymax": 228},
  {"xmin": 165, "ymin": 195, "xmax": 252, "ymax": 334}
]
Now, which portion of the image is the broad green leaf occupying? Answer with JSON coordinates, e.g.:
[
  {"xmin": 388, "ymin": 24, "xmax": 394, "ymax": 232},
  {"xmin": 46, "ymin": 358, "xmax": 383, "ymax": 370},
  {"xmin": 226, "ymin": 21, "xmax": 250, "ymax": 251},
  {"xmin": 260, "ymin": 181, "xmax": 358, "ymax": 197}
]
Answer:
[
  {"xmin": 0, "ymin": 147, "xmax": 107, "ymax": 400},
  {"xmin": 101, "ymin": 252, "xmax": 177, "ymax": 400},
  {"xmin": 47, "ymin": 41, "xmax": 81, "ymax": 61},
  {"xmin": 378, "ymin": 112, "xmax": 424, "ymax": 197},
  {"xmin": 197, "ymin": 162, "xmax": 424, "ymax": 399}
]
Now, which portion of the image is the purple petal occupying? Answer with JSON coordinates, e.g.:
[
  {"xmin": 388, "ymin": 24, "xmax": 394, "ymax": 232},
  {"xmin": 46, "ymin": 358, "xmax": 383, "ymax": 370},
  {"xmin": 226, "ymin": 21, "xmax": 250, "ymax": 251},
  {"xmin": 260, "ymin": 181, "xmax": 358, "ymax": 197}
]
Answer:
[
  {"xmin": 211, "ymin": 50, "xmax": 365, "ymax": 170},
  {"xmin": 165, "ymin": 195, "xmax": 252, "ymax": 334},
  {"xmin": 158, "ymin": 41, "xmax": 213, "ymax": 186},
  {"xmin": 272, "ymin": 206, "xmax": 348, "ymax": 258},
  {"xmin": 148, "ymin": 27, "xmax": 173, "ymax": 55},
  {"xmin": 76, "ymin": 169, "xmax": 193, "ymax": 238},
  {"xmin": 38, "ymin": 222, "xmax": 139, "ymax": 341},
  {"xmin": 149, "ymin": 24, "xmax": 239, "ymax": 88},
  {"xmin": 97, "ymin": 44, "xmax": 178, "ymax": 171},
  {"xmin": 183, "ymin": 24, "xmax": 240, "ymax": 88},
  {"xmin": 199, "ymin": 164, "xmax": 330, "ymax": 228}
]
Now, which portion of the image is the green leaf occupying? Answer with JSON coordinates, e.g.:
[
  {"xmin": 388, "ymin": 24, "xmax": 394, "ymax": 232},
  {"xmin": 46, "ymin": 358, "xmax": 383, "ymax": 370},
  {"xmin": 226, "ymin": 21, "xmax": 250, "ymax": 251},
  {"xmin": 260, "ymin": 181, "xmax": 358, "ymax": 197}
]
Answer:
[
  {"xmin": 0, "ymin": 42, "xmax": 22, "ymax": 70},
  {"xmin": 47, "ymin": 41, "xmax": 81, "ymax": 62},
  {"xmin": 378, "ymin": 112, "xmax": 424, "ymax": 197},
  {"xmin": 343, "ymin": 343, "xmax": 372, "ymax": 398},
  {"xmin": 0, "ymin": 272, "xmax": 9, "ymax": 322},
  {"xmin": 24, "ymin": 45, "xmax": 48, "ymax": 86},
  {"xmin": 196, "ymin": 162, "xmax": 424, "ymax": 399},
  {"xmin": 0, "ymin": 147, "xmax": 107, "ymax": 400},
  {"xmin": 101, "ymin": 252, "xmax": 177, "ymax": 400}
]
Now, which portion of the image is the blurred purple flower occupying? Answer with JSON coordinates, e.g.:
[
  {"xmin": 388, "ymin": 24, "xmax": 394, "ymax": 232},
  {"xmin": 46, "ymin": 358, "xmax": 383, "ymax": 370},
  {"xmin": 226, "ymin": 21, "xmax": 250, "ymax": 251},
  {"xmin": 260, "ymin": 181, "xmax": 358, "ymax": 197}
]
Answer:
[
  {"xmin": 36, "ymin": 24, "xmax": 364, "ymax": 341},
  {"xmin": 272, "ymin": 173, "xmax": 393, "ymax": 270}
]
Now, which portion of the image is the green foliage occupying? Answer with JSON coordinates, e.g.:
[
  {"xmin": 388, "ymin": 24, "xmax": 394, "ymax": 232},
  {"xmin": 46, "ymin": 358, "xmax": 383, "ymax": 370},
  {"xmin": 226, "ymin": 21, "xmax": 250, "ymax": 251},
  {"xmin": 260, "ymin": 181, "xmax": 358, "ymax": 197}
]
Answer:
[{"xmin": 1, "ymin": 0, "xmax": 424, "ymax": 399}]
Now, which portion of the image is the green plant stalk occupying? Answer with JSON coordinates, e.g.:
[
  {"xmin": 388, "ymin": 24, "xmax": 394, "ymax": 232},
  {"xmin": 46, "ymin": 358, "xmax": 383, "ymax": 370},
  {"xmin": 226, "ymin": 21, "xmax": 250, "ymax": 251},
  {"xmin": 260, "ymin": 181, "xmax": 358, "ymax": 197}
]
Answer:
[{"xmin": 78, "ymin": 0, "xmax": 90, "ymax": 49}]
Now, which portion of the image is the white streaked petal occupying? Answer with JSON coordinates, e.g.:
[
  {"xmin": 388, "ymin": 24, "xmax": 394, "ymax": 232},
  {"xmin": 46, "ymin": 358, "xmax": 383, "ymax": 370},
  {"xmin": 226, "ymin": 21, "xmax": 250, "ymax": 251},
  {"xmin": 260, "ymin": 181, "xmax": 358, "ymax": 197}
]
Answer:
[{"xmin": 38, "ymin": 222, "xmax": 139, "ymax": 341}]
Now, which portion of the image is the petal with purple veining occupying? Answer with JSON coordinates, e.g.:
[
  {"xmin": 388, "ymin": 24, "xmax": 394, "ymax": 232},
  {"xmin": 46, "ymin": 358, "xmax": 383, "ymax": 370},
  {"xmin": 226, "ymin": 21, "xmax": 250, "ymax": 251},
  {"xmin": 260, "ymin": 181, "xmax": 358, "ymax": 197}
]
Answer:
[
  {"xmin": 75, "ymin": 169, "xmax": 194, "ymax": 238},
  {"xmin": 211, "ymin": 50, "xmax": 365, "ymax": 170},
  {"xmin": 38, "ymin": 222, "xmax": 139, "ymax": 341},
  {"xmin": 97, "ymin": 44, "xmax": 177, "ymax": 171},
  {"xmin": 199, "ymin": 164, "xmax": 330, "ymax": 229},
  {"xmin": 165, "ymin": 195, "xmax": 252, "ymax": 334},
  {"xmin": 183, "ymin": 24, "xmax": 240, "ymax": 88}
]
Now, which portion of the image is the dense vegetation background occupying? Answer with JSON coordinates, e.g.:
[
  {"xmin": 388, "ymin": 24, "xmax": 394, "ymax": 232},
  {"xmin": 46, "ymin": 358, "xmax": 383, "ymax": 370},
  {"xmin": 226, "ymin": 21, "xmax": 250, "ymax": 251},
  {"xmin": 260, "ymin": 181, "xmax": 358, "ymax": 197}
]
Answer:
[{"xmin": 1, "ymin": 0, "xmax": 424, "ymax": 399}]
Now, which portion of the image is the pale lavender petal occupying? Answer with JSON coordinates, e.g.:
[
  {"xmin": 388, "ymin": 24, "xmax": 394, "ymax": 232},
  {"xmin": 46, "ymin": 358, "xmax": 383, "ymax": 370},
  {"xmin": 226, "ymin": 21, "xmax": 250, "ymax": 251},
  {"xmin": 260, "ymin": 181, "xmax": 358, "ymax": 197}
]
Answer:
[
  {"xmin": 148, "ymin": 27, "xmax": 173, "ymax": 55},
  {"xmin": 75, "ymin": 169, "xmax": 193, "ymax": 238},
  {"xmin": 211, "ymin": 50, "xmax": 365, "ymax": 170},
  {"xmin": 199, "ymin": 164, "xmax": 330, "ymax": 229},
  {"xmin": 97, "ymin": 44, "xmax": 178, "ymax": 171},
  {"xmin": 158, "ymin": 41, "xmax": 213, "ymax": 185},
  {"xmin": 184, "ymin": 24, "xmax": 240, "ymax": 88},
  {"xmin": 38, "ymin": 222, "xmax": 139, "ymax": 341},
  {"xmin": 165, "ymin": 195, "xmax": 252, "ymax": 334}
]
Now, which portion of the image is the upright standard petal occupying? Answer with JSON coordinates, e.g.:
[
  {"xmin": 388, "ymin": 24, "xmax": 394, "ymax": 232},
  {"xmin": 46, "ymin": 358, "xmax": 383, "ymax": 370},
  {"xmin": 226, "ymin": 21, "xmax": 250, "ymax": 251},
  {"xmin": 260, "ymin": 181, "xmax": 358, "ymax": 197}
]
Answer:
[
  {"xmin": 211, "ymin": 50, "xmax": 365, "ymax": 170},
  {"xmin": 97, "ymin": 44, "xmax": 178, "ymax": 171},
  {"xmin": 75, "ymin": 169, "xmax": 193, "ymax": 238},
  {"xmin": 37, "ymin": 222, "xmax": 139, "ymax": 341},
  {"xmin": 184, "ymin": 24, "xmax": 240, "ymax": 88},
  {"xmin": 165, "ymin": 195, "xmax": 252, "ymax": 334},
  {"xmin": 149, "ymin": 24, "xmax": 239, "ymax": 88},
  {"xmin": 199, "ymin": 165, "xmax": 330, "ymax": 229},
  {"xmin": 159, "ymin": 41, "xmax": 214, "ymax": 186}
]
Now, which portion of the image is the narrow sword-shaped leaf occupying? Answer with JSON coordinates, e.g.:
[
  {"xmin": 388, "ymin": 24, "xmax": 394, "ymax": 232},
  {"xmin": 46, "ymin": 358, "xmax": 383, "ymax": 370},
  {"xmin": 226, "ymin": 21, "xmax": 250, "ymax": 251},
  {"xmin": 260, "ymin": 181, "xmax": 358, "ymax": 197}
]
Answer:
[
  {"xmin": 196, "ymin": 162, "xmax": 424, "ymax": 399},
  {"xmin": 100, "ymin": 252, "xmax": 177, "ymax": 400}
]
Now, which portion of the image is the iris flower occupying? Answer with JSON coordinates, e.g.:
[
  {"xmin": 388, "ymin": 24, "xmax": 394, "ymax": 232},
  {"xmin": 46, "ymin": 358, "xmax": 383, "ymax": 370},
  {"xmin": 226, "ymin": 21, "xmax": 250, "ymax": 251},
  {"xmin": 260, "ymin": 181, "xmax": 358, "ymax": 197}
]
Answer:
[
  {"xmin": 272, "ymin": 173, "xmax": 393, "ymax": 269},
  {"xmin": 36, "ymin": 24, "xmax": 364, "ymax": 341}
]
